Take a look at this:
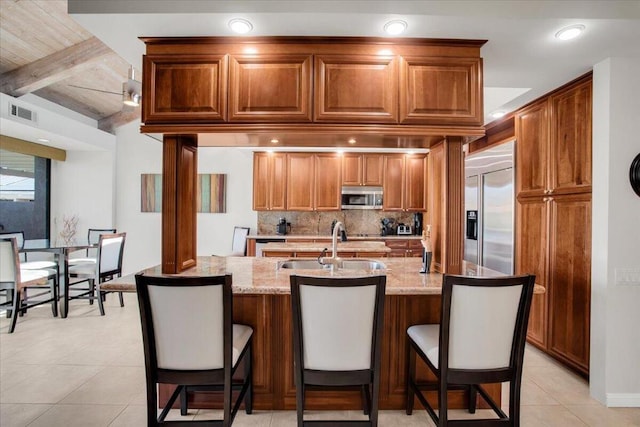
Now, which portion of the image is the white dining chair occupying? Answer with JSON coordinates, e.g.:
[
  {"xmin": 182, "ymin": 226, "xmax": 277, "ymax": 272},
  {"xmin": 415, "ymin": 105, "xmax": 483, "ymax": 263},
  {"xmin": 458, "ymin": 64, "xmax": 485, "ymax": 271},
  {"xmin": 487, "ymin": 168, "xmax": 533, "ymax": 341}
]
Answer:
[{"xmin": 0, "ymin": 237, "xmax": 58, "ymax": 333}]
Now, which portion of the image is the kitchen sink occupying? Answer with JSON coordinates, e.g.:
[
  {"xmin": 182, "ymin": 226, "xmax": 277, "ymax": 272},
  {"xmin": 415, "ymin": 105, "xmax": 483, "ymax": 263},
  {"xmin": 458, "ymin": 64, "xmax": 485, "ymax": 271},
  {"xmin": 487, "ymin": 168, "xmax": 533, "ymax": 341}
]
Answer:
[{"xmin": 277, "ymin": 259, "xmax": 386, "ymax": 270}]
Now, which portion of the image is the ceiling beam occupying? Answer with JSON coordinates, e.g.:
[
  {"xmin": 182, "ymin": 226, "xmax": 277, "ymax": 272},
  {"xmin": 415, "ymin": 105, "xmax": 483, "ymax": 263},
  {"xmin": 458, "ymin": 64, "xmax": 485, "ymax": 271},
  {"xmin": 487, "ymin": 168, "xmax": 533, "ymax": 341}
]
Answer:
[
  {"xmin": 0, "ymin": 37, "xmax": 113, "ymax": 96},
  {"xmin": 98, "ymin": 107, "xmax": 141, "ymax": 134}
]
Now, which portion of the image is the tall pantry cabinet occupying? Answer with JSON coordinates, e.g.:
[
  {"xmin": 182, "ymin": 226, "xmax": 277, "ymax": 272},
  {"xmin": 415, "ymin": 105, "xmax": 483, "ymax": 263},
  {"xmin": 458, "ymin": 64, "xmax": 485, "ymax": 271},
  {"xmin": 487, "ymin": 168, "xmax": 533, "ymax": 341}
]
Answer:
[{"xmin": 515, "ymin": 75, "xmax": 592, "ymax": 376}]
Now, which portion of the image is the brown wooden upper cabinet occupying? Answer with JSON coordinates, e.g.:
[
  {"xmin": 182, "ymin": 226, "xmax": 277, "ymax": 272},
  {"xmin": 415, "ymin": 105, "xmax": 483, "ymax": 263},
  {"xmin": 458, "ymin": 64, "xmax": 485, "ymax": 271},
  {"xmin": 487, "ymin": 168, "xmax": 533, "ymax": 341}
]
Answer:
[
  {"xmin": 142, "ymin": 54, "xmax": 228, "ymax": 123},
  {"xmin": 314, "ymin": 154, "xmax": 342, "ymax": 211},
  {"xmin": 285, "ymin": 153, "xmax": 342, "ymax": 211},
  {"xmin": 253, "ymin": 152, "xmax": 286, "ymax": 211},
  {"xmin": 228, "ymin": 54, "xmax": 313, "ymax": 122},
  {"xmin": 286, "ymin": 153, "xmax": 315, "ymax": 211},
  {"xmin": 549, "ymin": 79, "xmax": 592, "ymax": 195},
  {"xmin": 516, "ymin": 79, "xmax": 592, "ymax": 198},
  {"xmin": 383, "ymin": 154, "xmax": 427, "ymax": 211},
  {"xmin": 314, "ymin": 55, "xmax": 398, "ymax": 123},
  {"xmin": 515, "ymin": 100, "xmax": 549, "ymax": 197},
  {"xmin": 399, "ymin": 56, "xmax": 483, "ymax": 126},
  {"xmin": 342, "ymin": 154, "xmax": 384, "ymax": 186}
]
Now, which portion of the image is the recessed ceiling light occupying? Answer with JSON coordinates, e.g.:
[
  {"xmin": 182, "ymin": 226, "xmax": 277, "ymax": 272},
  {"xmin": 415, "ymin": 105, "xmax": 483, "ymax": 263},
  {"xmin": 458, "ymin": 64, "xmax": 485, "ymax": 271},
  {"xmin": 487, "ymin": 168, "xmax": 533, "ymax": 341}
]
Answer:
[
  {"xmin": 229, "ymin": 18, "xmax": 253, "ymax": 34},
  {"xmin": 491, "ymin": 111, "xmax": 507, "ymax": 119},
  {"xmin": 383, "ymin": 20, "xmax": 407, "ymax": 36},
  {"xmin": 555, "ymin": 24, "xmax": 585, "ymax": 41},
  {"xmin": 270, "ymin": 138, "xmax": 279, "ymax": 144},
  {"xmin": 347, "ymin": 138, "xmax": 357, "ymax": 144},
  {"xmin": 37, "ymin": 138, "xmax": 49, "ymax": 143}
]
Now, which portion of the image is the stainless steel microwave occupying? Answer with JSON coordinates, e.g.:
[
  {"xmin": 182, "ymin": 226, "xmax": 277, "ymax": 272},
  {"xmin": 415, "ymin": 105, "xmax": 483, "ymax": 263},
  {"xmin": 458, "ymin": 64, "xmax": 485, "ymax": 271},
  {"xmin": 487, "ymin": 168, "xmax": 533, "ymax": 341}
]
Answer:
[{"xmin": 341, "ymin": 186, "xmax": 383, "ymax": 210}]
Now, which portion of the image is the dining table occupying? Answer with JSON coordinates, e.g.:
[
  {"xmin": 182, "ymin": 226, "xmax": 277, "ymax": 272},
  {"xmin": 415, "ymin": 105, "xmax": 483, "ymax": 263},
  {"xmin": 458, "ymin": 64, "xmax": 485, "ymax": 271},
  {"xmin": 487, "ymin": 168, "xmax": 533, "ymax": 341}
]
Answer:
[{"xmin": 21, "ymin": 239, "xmax": 97, "ymax": 318}]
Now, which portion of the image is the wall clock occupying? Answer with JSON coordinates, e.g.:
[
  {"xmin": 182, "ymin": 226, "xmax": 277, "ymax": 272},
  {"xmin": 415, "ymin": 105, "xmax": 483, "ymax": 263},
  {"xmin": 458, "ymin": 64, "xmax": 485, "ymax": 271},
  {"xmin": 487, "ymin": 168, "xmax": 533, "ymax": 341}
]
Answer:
[{"xmin": 631, "ymin": 153, "xmax": 640, "ymax": 197}]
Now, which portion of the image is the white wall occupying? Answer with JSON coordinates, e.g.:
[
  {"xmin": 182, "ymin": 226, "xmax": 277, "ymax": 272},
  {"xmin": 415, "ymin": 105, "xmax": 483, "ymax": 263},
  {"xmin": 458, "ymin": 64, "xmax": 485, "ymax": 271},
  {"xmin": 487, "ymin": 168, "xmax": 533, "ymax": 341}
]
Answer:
[
  {"xmin": 115, "ymin": 120, "xmax": 257, "ymax": 274},
  {"xmin": 197, "ymin": 148, "xmax": 257, "ymax": 256},
  {"xmin": 50, "ymin": 150, "xmax": 116, "ymax": 245},
  {"xmin": 114, "ymin": 121, "xmax": 162, "ymax": 274},
  {"xmin": 591, "ymin": 57, "xmax": 640, "ymax": 407}
]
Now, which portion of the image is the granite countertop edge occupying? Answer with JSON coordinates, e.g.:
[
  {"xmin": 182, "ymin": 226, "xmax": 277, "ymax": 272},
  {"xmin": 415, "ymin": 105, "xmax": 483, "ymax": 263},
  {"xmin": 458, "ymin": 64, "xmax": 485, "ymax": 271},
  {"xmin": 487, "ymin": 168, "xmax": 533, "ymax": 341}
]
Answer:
[{"xmin": 102, "ymin": 257, "xmax": 521, "ymax": 296}]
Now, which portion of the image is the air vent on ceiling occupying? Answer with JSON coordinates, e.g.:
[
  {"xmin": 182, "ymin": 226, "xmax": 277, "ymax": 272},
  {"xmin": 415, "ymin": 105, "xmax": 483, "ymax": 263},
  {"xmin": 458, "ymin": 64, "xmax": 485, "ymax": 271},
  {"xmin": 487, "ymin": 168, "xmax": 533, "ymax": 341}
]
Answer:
[{"xmin": 9, "ymin": 103, "xmax": 37, "ymax": 123}]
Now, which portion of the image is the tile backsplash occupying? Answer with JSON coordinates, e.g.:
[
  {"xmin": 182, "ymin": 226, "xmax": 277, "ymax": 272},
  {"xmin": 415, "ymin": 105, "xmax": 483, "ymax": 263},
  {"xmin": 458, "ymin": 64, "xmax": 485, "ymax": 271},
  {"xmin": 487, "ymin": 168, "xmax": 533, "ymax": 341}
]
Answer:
[{"xmin": 257, "ymin": 210, "xmax": 423, "ymax": 236}]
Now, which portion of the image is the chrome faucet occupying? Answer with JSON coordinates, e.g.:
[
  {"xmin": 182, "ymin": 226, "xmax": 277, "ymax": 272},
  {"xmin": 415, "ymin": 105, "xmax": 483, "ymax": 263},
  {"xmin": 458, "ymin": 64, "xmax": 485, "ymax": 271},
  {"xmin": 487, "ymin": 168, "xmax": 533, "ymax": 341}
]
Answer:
[{"xmin": 319, "ymin": 221, "xmax": 345, "ymax": 269}]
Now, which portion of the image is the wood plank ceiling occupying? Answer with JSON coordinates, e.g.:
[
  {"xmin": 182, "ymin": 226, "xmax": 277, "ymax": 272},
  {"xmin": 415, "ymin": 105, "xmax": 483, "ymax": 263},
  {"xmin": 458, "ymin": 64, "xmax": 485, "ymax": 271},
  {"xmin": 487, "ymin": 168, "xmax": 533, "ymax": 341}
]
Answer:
[{"xmin": 0, "ymin": 0, "xmax": 139, "ymax": 133}]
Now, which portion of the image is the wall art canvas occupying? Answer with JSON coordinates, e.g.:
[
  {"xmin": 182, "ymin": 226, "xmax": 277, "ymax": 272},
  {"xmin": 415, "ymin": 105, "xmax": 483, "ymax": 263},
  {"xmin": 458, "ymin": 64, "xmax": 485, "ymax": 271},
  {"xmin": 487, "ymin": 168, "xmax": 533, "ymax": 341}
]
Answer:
[
  {"xmin": 198, "ymin": 174, "xmax": 226, "ymax": 213},
  {"xmin": 141, "ymin": 174, "xmax": 162, "ymax": 212}
]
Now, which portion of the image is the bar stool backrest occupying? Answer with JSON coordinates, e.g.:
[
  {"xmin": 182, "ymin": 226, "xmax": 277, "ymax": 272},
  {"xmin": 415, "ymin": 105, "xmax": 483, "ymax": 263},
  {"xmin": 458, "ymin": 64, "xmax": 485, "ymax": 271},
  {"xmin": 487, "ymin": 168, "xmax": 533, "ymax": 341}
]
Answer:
[{"xmin": 448, "ymin": 282, "xmax": 524, "ymax": 369}]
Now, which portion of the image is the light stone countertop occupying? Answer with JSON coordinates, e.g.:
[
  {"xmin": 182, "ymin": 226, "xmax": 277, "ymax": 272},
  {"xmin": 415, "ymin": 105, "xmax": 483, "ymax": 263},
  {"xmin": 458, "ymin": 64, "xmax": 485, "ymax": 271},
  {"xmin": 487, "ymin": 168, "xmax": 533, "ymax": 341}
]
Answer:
[
  {"xmin": 103, "ymin": 256, "xmax": 515, "ymax": 295},
  {"xmin": 247, "ymin": 234, "xmax": 421, "ymax": 240},
  {"xmin": 260, "ymin": 241, "xmax": 392, "ymax": 253}
]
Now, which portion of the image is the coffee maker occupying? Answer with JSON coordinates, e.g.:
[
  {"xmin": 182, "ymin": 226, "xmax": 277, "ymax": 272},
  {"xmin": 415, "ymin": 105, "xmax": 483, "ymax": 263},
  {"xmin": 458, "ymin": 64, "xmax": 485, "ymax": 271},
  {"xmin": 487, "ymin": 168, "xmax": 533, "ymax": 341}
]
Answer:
[
  {"xmin": 413, "ymin": 212, "xmax": 423, "ymax": 236},
  {"xmin": 276, "ymin": 218, "xmax": 291, "ymax": 235}
]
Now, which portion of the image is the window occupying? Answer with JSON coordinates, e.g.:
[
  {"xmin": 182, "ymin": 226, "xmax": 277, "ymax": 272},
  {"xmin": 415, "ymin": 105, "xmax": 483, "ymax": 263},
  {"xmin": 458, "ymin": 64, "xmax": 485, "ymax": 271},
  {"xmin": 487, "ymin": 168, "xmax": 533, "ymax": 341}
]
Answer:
[{"xmin": 0, "ymin": 149, "xmax": 35, "ymax": 201}]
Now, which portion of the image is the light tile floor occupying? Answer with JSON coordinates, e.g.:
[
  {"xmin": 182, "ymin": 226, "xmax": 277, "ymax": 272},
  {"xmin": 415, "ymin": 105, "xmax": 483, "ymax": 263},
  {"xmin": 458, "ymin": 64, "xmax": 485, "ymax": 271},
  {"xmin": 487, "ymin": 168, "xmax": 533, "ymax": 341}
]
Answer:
[{"xmin": 1, "ymin": 293, "xmax": 639, "ymax": 426}]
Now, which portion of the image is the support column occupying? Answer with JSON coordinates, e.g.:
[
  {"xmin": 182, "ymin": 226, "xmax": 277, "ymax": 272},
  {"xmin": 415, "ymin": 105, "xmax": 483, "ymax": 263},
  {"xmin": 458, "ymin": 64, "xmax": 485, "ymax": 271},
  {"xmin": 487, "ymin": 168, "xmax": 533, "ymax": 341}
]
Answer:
[
  {"xmin": 442, "ymin": 137, "xmax": 465, "ymax": 274},
  {"xmin": 162, "ymin": 134, "xmax": 198, "ymax": 273}
]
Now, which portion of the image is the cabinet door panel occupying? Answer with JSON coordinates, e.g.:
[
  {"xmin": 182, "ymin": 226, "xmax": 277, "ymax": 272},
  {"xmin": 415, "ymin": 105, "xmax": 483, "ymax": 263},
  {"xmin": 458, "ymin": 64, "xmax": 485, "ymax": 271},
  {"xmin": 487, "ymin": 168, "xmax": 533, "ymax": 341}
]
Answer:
[
  {"xmin": 515, "ymin": 101, "xmax": 549, "ymax": 197},
  {"xmin": 253, "ymin": 153, "xmax": 270, "ymax": 211},
  {"xmin": 286, "ymin": 153, "xmax": 314, "ymax": 211},
  {"xmin": 405, "ymin": 155, "xmax": 427, "ymax": 211},
  {"xmin": 143, "ymin": 55, "xmax": 227, "ymax": 123},
  {"xmin": 550, "ymin": 80, "xmax": 592, "ymax": 194},
  {"xmin": 515, "ymin": 197, "xmax": 549, "ymax": 348},
  {"xmin": 383, "ymin": 155, "xmax": 405, "ymax": 211},
  {"xmin": 253, "ymin": 153, "xmax": 287, "ymax": 211},
  {"xmin": 271, "ymin": 154, "xmax": 287, "ymax": 211},
  {"xmin": 399, "ymin": 57, "xmax": 482, "ymax": 125},
  {"xmin": 229, "ymin": 54, "xmax": 312, "ymax": 122},
  {"xmin": 314, "ymin": 55, "xmax": 398, "ymax": 123},
  {"xmin": 314, "ymin": 154, "xmax": 341, "ymax": 211},
  {"xmin": 363, "ymin": 154, "xmax": 384, "ymax": 186},
  {"xmin": 342, "ymin": 154, "xmax": 363, "ymax": 186},
  {"xmin": 548, "ymin": 194, "xmax": 591, "ymax": 374}
]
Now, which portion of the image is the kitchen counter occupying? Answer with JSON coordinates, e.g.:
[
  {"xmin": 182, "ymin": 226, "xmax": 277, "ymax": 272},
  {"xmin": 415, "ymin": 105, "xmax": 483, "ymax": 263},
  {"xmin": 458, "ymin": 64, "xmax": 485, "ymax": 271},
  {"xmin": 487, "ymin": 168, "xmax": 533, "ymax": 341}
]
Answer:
[
  {"xmin": 103, "ymin": 256, "xmax": 518, "ymax": 295},
  {"xmin": 260, "ymin": 240, "xmax": 391, "ymax": 256},
  {"xmin": 247, "ymin": 234, "xmax": 421, "ymax": 240}
]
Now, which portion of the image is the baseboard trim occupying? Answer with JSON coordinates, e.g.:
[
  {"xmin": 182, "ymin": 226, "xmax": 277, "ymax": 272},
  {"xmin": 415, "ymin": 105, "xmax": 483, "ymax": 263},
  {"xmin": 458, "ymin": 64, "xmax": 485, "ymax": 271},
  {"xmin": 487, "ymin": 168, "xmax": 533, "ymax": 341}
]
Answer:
[{"xmin": 606, "ymin": 393, "xmax": 640, "ymax": 407}]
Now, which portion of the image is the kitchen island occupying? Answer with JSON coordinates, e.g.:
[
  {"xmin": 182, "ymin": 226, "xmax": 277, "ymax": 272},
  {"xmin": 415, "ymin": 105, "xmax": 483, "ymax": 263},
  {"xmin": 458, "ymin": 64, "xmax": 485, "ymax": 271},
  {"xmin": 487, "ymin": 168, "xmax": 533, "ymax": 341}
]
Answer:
[{"xmin": 105, "ymin": 256, "xmax": 507, "ymax": 411}]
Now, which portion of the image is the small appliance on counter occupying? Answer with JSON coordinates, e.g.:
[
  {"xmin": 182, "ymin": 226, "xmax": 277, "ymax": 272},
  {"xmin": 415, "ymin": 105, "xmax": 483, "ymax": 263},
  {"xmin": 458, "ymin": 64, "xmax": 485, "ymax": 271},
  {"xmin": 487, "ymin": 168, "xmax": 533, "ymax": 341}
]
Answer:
[
  {"xmin": 276, "ymin": 218, "xmax": 291, "ymax": 235},
  {"xmin": 397, "ymin": 224, "xmax": 412, "ymax": 235},
  {"xmin": 413, "ymin": 212, "xmax": 423, "ymax": 236},
  {"xmin": 380, "ymin": 218, "xmax": 396, "ymax": 236}
]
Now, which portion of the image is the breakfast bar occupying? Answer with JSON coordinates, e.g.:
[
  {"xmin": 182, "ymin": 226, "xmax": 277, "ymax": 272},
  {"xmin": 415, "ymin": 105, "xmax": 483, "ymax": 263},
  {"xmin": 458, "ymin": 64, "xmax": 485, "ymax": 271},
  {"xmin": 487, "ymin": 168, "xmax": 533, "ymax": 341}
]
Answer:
[{"xmin": 105, "ymin": 256, "xmax": 513, "ymax": 411}]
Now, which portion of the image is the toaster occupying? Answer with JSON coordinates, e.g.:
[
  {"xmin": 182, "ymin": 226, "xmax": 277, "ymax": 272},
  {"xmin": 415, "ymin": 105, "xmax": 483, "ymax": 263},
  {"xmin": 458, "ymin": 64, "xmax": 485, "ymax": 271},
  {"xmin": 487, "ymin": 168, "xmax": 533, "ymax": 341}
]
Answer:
[{"xmin": 397, "ymin": 225, "xmax": 412, "ymax": 235}]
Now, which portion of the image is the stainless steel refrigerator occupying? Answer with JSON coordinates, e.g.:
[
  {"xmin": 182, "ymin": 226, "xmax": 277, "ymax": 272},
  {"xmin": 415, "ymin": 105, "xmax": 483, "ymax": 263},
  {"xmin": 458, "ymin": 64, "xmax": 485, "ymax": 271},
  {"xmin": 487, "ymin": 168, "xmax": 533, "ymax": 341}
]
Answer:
[{"xmin": 464, "ymin": 141, "xmax": 514, "ymax": 275}]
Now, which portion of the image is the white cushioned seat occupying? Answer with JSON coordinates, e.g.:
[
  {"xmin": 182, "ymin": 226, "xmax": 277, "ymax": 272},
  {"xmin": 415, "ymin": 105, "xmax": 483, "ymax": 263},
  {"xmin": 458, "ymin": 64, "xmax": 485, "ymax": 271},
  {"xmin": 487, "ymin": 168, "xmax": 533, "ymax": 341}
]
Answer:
[
  {"xmin": 232, "ymin": 324, "xmax": 253, "ymax": 367},
  {"xmin": 407, "ymin": 324, "xmax": 440, "ymax": 368},
  {"xmin": 68, "ymin": 257, "xmax": 96, "ymax": 265},
  {"xmin": 135, "ymin": 274, "xmax": 254, "ymax": 424},
  {"xmin": 19, "ymin": 268, "xmax": 52, "ymax": 286},
  {"xmin": 405, "ymin": 274, "xmax": 536, "ymax": 427},
  {"xmin": 20, "ymin": 260, "xmax": 58, "ymax": 270},
  {"xmin": 68, "ymin": 261, "xmax": 96, "ymax": 276}
]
